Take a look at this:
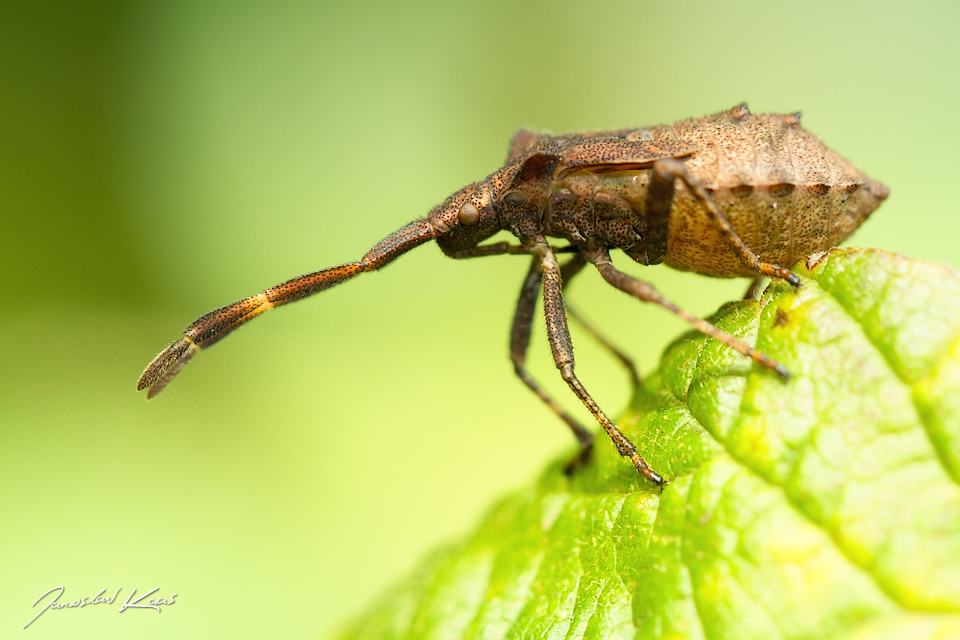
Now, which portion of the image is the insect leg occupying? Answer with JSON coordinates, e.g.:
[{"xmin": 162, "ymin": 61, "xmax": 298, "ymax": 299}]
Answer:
[
  {"xmin": 561, "ymin": 253, "xmax": 642, "ymax": 391},
  {"xmin": 451, "ymin": 242, "xmax": 578, "ymax": 259},
  {"xmin": 648, "ymin": 158, "xmax": 801, "ymax": 287},
  {"xmin": 511, "ymin": 254, "xmax": 595, "ymax": 472},
  {"xmin": 451, "ymin": 242, "xmax": 529, "ymax": 258},
  {"xmin": 138, "ymin": 218, "xmax": 436, "ymax": 398},
  {"xmin": 743, "ymin": 276, "xmax": 766, "ymax": 300},
  {"xmin": 533, "ymin": 240, "xmax": 664, "ymax": 486},
  {"xmin": 585, "ymin": 245, "xmax": 789, "ymax": 379}
]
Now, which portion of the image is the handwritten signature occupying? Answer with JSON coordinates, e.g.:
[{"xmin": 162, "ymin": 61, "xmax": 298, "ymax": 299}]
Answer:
[{"xmin": 24, "ymin": 586, "xmax": 177, "ymax": 629}]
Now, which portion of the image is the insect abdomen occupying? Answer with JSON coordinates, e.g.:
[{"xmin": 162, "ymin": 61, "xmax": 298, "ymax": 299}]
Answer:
[
  {"xmin": 663, "ymin": 109, "xmax": 886, "ymax": 277},
  {"xmin": 546, "ymin": 106, "xmax": 887, "ymax": 278}
]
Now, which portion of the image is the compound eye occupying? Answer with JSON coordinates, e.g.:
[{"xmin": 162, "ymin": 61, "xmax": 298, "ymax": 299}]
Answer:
[{"xmin": 458, "ymin": 202, "xmax": 480, "ymax": 226}]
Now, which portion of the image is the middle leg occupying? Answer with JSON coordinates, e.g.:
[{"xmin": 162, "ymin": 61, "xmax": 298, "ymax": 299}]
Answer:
[{"xmin": 586, "ymin": 245, "xmax": 788, "ymax": 378}]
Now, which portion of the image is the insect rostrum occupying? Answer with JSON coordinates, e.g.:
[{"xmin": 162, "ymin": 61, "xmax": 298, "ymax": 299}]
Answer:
[{"xmin": 138, "ymin": 103, "xmax": 887, "ymax": 487}]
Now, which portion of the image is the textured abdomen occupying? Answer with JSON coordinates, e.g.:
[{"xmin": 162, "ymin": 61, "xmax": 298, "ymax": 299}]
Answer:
[
  {"xmin": 662, "ymin": 108, "xmax": 886, "ymax": 276},
  {"xmin": 546, "ymin": 106, "xmax": 888, "ymax": 278}
]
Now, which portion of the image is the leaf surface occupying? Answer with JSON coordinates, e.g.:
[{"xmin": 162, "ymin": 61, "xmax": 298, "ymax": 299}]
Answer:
[{"xmin": 334, "ymin": 248, "xmax": 960, "ymax": 640}]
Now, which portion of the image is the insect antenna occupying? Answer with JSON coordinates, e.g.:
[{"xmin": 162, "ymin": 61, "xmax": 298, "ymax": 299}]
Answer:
[{"xmin": 138, "ymin": 218, "xmax": 436, "ymax": 398}]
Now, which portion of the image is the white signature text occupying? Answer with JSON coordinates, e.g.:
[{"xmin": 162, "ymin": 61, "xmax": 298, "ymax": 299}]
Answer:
[{"xmin": 24, "ymin": 586, "xmax": 177, "ymax": 628}]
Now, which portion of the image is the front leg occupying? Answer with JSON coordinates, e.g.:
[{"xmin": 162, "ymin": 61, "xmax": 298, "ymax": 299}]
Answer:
[
  {"xmin": 510, "ymin": 254, "xmax": 594, "ymax": 473},
  {"xmin": 532, "ymin": 240, "xmax": 664, "ymax": 487},
  {"xmin": 450, "ymin": 241, "xmax": 577, "ymax": 259},
  {"xmin": 561, "ymin": 254, "xmax": 642, "ymax": 391},
  {"xmin": 450, "ymin": 242, "xmax": 529, "ymax": 259},
  {"xmin": 646, "ymin": 158, "xmax": 801, "ymax": 287}
]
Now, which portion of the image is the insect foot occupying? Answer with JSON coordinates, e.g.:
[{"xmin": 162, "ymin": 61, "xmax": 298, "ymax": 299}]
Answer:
[{"xmin": 139, "ymin": 104, "xmax": 885, "ymax": 487}]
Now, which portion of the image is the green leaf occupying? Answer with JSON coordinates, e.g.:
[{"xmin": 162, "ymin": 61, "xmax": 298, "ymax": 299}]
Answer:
[{"xmin": 332, "ymin": 248, "xmax": 960, "ymax": 640}]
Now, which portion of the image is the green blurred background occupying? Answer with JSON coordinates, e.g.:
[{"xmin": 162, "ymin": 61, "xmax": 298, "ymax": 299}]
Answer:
[{"xmin": 2, "ymin": 0, "xmax": 957, "ymax": 637}]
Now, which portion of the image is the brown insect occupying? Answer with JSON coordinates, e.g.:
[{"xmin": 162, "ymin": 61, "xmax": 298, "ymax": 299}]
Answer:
[{"xmin": 138, "ymin": 103, "xmax": 887, "ymax": 487}]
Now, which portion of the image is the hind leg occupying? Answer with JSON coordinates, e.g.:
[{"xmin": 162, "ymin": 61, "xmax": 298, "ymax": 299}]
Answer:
[{"xmin": 646, "ymin": 158, "xmax": 800, "ymax": 287}]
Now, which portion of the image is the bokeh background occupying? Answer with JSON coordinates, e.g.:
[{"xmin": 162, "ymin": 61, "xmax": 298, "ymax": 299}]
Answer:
[{"xmin": 2, "ymin": 0, "xmax": 958, "ymax": 637}]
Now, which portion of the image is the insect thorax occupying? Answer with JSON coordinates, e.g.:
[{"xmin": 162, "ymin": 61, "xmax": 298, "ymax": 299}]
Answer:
[
  {"xmin": 543, "ymin": 170, "xmax": 667, "ymax": 266},
  {"xmin": 547, "ymin": 164, "xmax": 889, "ymax": 280}
]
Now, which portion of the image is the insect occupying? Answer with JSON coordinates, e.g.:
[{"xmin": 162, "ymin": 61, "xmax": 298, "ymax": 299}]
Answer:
[{"xmin": 138, "ymin": 103, "xmax": 887, "ymax": 487}]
